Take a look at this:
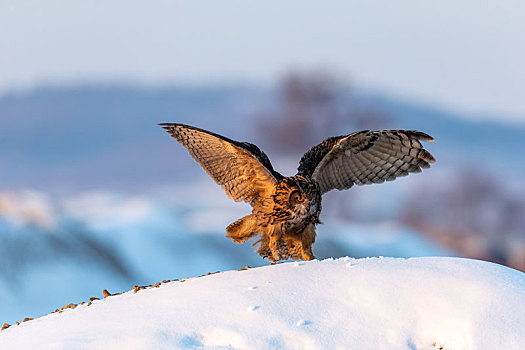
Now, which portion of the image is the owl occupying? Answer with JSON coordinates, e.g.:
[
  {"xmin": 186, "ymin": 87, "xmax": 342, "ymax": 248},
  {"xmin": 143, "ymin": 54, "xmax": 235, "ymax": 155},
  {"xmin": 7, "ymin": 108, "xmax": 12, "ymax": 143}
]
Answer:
[{"xmin": 160, "ymin": 123, "xmax": 435, "ymax": 262}]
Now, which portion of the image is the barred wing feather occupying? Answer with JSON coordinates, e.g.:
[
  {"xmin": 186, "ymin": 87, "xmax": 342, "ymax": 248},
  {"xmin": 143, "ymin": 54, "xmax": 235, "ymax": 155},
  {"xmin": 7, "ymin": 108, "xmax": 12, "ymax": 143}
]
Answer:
[
  {"xmin": 298, "ymin": 130, "xmax": 435, "ymax": 194},
  {"xmin": 160, "ymin": 123, "xmax": 279, "ymax": 204}
]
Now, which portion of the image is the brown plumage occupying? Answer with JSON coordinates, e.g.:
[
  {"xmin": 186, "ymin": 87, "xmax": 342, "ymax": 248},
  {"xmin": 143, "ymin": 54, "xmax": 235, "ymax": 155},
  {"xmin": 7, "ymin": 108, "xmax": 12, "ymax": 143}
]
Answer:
[{"xmin": 160, "ymin": 123, "xmax": 435, "ymax": 262}]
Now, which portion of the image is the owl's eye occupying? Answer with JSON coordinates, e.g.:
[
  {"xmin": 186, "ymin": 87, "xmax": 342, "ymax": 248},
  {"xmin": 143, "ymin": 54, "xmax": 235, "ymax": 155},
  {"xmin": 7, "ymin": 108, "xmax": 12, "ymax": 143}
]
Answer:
[{"xmin": 291, "ymin": 191, "xmax": 305, "ymax": 204}]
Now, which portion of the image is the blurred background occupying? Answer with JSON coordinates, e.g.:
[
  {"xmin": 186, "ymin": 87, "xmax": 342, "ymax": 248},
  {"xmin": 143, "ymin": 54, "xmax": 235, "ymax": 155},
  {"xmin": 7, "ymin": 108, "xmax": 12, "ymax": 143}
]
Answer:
[{"xmin": 1, "ymin": 0, "xmax": 524, "ymax": 324}]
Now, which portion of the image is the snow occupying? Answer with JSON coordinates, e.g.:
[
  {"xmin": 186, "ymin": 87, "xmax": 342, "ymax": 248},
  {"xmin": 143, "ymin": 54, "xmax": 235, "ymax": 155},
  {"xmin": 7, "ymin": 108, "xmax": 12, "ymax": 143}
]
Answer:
[
  {"xmin": 1, "ymin": 257, "xmax": 524, "ymax": 349},
  {"xmin": 61, "ymin": 191, "xmax": 154, "ymax": 231},
  {"xmin": 0, "ymin": 190, "xmax": 57, "ymax": 230}
]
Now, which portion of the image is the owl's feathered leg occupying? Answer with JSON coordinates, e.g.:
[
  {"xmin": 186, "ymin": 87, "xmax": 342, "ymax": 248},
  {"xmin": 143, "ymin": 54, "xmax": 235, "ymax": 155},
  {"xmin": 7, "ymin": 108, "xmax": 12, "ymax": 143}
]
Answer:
[
  {"xmin": 267, "ymin": 224, "xmax": 284, "ymax": 262},
  {"xmin": 299, "ymin": 223, "xmax": 316, "ymax": 261},
  {"xmin": 254, "ymin": 234, "xmax": 271, "ymax": 260},
  {"xmin": 284, "ymin": 236, "xmax": 302, "ymax": 260},
  {"xmin": 249, "ymin": 223, "xmax": 316, "ymax": 262},
  {"xmin": 283, "ymin": 224, "xmax": 316, "ymax": 261},
  {"xmin": 225, "ymin": 214, "xmax": 258, "ymax": 243},
  {"xmin": 251, "ymin": 224, "xmax": 286, "ymax": 262},
  {"xmin": 227, "ymin": 217, "xmax": 284, "ymax": 262}
]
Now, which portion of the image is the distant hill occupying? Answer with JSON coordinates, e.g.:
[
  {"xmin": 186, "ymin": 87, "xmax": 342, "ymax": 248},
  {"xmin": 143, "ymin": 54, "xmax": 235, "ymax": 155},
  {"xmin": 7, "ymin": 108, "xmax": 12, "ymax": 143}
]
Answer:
[
  {"xmin": 0, "ymin": 85, "xmax": 265, "ymax": 192},
  {"xmin": 1, "ymin": 84, "xmax": 523, "ymax": 193}
]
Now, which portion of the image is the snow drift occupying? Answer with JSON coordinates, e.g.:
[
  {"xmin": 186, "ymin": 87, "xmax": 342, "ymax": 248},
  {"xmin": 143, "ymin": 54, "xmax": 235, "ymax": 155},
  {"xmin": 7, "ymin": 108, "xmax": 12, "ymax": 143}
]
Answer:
[{"xmin": 1, "ymin": 257, "xmax": 524, "ymax": 349}]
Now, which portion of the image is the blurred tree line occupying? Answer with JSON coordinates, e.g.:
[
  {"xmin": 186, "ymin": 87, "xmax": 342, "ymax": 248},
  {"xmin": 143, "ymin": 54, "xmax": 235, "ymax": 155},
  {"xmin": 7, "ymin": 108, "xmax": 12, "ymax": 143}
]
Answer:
[
  {"xmin": 254, "ymin": 70, "xmax": 389, "ymax": 155},
  {"xmin": 403, "ymin": 171, "xmax": 525, "ymax": 271}
]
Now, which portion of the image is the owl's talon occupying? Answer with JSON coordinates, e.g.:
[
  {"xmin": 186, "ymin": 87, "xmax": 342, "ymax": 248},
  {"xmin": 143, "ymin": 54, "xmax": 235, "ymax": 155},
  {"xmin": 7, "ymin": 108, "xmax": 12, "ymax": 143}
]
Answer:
[{"xmin": 302, "ymin": 254, "xmax": 315, "ymax": 261}]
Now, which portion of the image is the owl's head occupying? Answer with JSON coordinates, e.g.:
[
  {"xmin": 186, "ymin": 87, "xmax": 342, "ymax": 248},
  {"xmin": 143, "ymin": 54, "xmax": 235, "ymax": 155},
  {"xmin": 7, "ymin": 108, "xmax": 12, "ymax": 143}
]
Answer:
[{"xmin": 274, "ymin": 175, "xmax": 321, "ymax": 220}]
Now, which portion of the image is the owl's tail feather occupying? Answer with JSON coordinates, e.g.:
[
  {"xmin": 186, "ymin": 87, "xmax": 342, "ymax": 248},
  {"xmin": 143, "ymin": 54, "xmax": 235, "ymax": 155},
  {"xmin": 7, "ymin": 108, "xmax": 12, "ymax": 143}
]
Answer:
[{"xmin": 226, "ymin": 215, "xmax": 259, "ymax": 244}]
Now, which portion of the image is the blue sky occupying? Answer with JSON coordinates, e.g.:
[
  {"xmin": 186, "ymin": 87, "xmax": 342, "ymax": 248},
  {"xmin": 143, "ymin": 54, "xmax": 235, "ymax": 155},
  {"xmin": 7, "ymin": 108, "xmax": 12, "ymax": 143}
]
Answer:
[{"xmin": 1, "ymin": 0, "xmax": 524, "ymax": 123}]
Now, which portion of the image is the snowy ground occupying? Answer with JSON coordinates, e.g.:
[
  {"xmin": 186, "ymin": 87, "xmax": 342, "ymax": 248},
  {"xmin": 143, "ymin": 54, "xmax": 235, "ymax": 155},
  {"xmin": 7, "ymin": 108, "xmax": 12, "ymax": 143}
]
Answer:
[{"xmin": 1, "ymin": 257, "xmax": 524, "ymax": 349}]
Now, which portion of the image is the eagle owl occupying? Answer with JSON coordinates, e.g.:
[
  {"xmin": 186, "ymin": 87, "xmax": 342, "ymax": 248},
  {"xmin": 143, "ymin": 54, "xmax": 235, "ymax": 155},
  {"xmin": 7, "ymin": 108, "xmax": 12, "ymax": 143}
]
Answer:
[{"xmin": 160, "ymin": 123, "xmax": 435, "ymax": 262}]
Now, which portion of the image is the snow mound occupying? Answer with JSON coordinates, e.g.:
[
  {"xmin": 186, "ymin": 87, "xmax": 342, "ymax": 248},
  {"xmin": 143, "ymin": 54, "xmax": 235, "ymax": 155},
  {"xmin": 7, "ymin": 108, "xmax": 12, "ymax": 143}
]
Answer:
[{"xmin": 1, "ymin": 257, "xmax": 524, "ymax": 349}]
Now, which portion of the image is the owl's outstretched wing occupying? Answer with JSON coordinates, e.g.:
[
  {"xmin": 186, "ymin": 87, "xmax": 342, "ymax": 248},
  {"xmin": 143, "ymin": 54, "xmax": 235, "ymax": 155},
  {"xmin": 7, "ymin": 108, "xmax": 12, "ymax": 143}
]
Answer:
[
  {"xmin": 160, "ymin": 123, "xmax": 282, "ymax": 204},
  {"xmin": 297, "ymin": 130, "xmax": 435, "ymax": 194}
]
